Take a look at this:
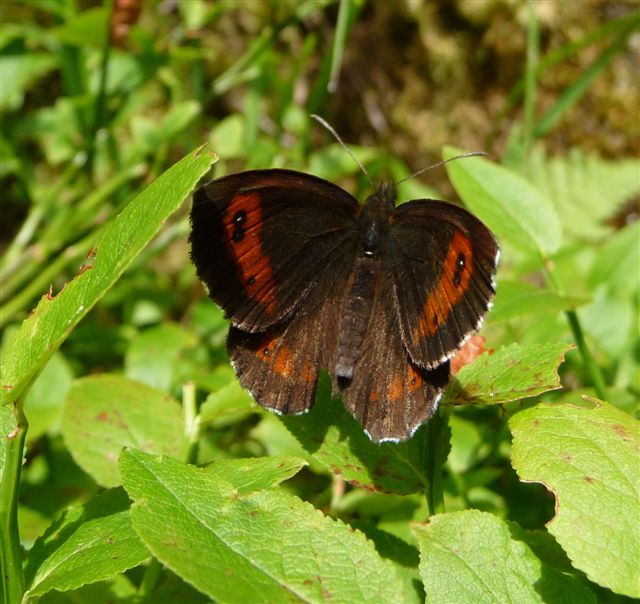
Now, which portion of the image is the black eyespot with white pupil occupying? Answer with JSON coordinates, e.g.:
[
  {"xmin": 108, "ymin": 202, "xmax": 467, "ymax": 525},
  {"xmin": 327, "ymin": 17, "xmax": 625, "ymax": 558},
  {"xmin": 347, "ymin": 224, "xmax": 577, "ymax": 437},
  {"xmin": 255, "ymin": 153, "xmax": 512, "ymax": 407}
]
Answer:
[
  {"xmin": 232, "ymin": 210, "xmax": 247, "ymax": 242},
  {"xmin": 453, "ymin": 253, "xmax": 466, "ymax": 287}
]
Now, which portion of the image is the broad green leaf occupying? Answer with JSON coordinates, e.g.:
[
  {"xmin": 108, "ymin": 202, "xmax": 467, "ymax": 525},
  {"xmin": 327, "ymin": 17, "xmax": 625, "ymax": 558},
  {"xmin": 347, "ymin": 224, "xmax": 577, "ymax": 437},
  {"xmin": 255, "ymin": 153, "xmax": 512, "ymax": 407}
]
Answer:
[
  {"xmin": 524, "ymin": 148, "xmax": 640, "ymax": 241},
  {"xmin": 0, "ymin": 53, "xmax": 58, "ymax": 111},
  {"xmin": 588, "ymin": 221, "xmax": 640, "ymax": 296},
  {"xmin": 121, "ymin": 449, "xmax": 406, "ymax": 603},
  {"xmin": 36, "ymin": 575, "xmax": 137, "ymax": 604},
  {"xmin": 124, "ymin": 322, "xmax": 197, "ymax": 391},
  {"xmin": 413, "ymin": 510, "xmax": 595, "ymax": 604},
  {"xmin": 61, "ymin": 375, "xmax": 187, "ymax": 487},
  {"xmin": 578, "ymin": 285, "xmax": 635, "ymax": 359},
  {"xmin": 23, "ymin": 488, "xmax": 148, "ymax": 598},
  {"xmin": 50, "ymin": 7, "xmax": 110, "ymax": 47},
  {"xmin": 198, "ymin": 379, "xmax": 255, "ymax": 428},
  {"xmin": 309, "ymin": 143, "xmax": 379, "ymax": 181},
  {"xmin": 510, "ymin": 399, "xmax": 640, "ymax": 597},
  {"xmin": 491, "ymin": 280, "xmax": 588, "ymax": 322},
  {"xmin": 24, "ymin": 352, "xmax": 74, "ymax": 441},
  {"xmin": 444, "ymin": 147, "xmax": 561, "ymax": 260},
  {"xmin": 447, "ymin": 414, "xmax": 483, "ymax": 473},
  {"xmin": 443, "ymin": 342, "xmax": 571, "ymax": 406},
  {"xmin": 351, "ymin": 522, "xmax": 422, "ymax": 604},
  {"xmin": 1, "ymin": 148, "xmax": 215, "ymax": 407},
  {"xmin": 36, "ymin": 571, "xmax": 209, "ymax": 604},
  {"xmin": 282, "ymin": 375, "xmax": 438, "ymax": 495},
  {"xmin": 209, "ymin": 114, "xmax": 245, "ymax": 159},
  {"xmin": 203, "ymin": 455, "xmax": 307, "ymax": 494}
]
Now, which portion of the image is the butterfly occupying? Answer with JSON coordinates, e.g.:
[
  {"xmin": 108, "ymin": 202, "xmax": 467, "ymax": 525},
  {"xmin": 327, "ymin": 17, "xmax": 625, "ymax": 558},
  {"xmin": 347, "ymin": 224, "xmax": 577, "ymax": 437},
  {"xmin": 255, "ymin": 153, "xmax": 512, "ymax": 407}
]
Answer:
[{"xmin": 189, "ymin": 169, "xmax": 499, "ymax": 442}]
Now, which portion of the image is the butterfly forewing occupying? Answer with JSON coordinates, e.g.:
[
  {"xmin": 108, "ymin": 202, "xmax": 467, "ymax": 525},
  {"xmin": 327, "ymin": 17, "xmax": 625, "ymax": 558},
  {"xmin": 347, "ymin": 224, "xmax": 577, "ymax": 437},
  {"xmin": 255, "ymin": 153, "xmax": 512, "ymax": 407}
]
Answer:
[
  {"xmin": 190, "ymin": 169, "xmax": 360, "ymax": 331},
  {"xmin": 389, "ymin": 200, "xmax": 499, "ymax": 369}
]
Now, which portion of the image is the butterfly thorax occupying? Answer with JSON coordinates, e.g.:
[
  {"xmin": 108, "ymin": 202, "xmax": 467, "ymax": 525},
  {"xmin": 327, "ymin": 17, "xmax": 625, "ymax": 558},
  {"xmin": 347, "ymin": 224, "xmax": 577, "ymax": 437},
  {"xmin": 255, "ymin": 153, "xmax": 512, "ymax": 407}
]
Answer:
[{"xmin": 359, "ymin": 183, "xmax": 396, "ymax": 258}]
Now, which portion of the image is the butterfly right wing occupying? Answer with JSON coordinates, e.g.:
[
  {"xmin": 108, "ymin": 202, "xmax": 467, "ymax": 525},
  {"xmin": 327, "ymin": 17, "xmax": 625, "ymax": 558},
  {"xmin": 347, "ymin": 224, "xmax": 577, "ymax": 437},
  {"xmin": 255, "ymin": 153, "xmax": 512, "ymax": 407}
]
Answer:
[{"xmin": 190, "ymin": 169, "xmax": 360, "ymax": 331}]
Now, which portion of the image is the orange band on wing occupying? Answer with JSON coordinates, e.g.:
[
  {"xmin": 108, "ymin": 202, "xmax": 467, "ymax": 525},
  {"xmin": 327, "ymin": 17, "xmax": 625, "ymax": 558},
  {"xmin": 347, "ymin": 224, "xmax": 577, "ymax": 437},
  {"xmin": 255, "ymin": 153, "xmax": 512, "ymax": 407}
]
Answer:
[
  {"xmin": 224, "ymin": 192, "xmax": 277, "ymax": 316},
  {"xmin": 414, "ymin": 231, "xmax": 474, "ymax": 339}
]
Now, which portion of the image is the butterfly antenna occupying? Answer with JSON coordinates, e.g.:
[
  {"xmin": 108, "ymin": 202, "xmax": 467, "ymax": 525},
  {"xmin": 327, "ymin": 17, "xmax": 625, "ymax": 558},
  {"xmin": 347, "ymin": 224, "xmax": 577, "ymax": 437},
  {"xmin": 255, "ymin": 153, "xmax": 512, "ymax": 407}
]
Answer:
[
  {"xmin": 395, "ymin": 151, "xmax": 487, "ymax": 186},
  {"xmin": 310, "ymin": 114, "xmax": 373, "ymax": 186}
]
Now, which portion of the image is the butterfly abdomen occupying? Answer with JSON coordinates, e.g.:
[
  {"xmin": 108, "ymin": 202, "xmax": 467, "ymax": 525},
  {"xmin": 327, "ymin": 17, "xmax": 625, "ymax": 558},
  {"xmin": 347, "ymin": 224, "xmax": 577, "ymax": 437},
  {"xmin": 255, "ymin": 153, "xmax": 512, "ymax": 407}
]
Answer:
[{"xmin": 335, "ymin": 256, "xmax": 379, "ymax": 384}]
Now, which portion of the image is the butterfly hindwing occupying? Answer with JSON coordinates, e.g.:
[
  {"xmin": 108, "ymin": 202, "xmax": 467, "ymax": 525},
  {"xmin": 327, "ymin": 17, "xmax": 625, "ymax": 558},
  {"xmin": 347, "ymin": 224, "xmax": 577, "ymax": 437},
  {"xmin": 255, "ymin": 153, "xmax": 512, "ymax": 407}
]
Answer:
[
  {"xmin": 389, "ymin": 200, "xmax": 499, "ymax": 369},
  {"xmin": 228, "ymin": 262, "xmax": 353, "ymax": 415},
  {"xmin": 190, "ymin": 169, "xmax": 360, "ymax": 331},
  {"xmin": 338, "ymin": 267, "xmax": 450, "ymax": 442}
]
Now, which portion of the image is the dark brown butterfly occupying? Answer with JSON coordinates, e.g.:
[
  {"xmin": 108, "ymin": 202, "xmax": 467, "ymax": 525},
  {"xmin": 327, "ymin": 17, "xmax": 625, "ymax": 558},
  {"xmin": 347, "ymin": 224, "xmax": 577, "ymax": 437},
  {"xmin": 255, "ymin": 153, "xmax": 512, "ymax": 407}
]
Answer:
[{"xmin": 190, "ymin": 169, "xmax": 498, "ymax": 442}]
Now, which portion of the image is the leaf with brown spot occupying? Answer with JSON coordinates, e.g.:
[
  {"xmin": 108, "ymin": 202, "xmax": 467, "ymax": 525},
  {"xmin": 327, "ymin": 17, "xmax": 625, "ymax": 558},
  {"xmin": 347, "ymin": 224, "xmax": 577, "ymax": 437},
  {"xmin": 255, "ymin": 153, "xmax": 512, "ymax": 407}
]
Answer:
[
  {"xmin": 443, "ymin": 342, "xmax": 572, "ymax": 406},
  {"xmin": 510, "ymin": 397, "xmax": 640, "ymax": 598}
]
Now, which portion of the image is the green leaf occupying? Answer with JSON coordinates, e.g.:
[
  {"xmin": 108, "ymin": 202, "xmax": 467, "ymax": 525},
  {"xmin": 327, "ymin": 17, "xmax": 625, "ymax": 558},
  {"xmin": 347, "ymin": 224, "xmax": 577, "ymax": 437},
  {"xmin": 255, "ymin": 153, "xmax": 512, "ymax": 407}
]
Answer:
[
  {"xmin": 282, "ymin": 375, "xmax": 437, "ymax": 495},
  {"xmin": 24, "ymin": 352, "xmax": 73, "ymax": 441},
  {"xmin": 443, "ymin": 342, "xmax": 572, "ymax": 406},
  {"xmin": 203, "ymin": 455, "xmax": 307, "ymax": 494},
  {"xmin": 198, "ymin": 378, "xmax": 255, "ymax": 428},
  {"xmin": 50, "ymin": 7, "xmax": 110, "ymax": 48},
  {"xmin": 351, "ymin": 522, "xmax": 422, "ymax": 604},
  {"xmin": 490, "ymin": 280, "xmax": 589, "ymax": 322},
  {"xmin": 124, "ymin": 322, "xmax": 197, "ymax": 391},
  {"xmin": 413, "ymin": 510, "xmax": 595, "ymax": 604},
  {"xmin": 444, "ymin": 148, "xmax": 561, "ymax": 260},
  {"xmin": 588, "ymin": 221, "xmax": 640, "ymax": 296},
  {"xmin": 510, "ymin": 399, "xmax": 640, "ymax": 597},
  {"xmin": 120, "ymin": 449, "xmax": 406, "ymax": 603},
  {"xmin": 61, "ymin": 375, "xmax": 188, "ymax": 487},
  {"xmin": 1, "ymin": 148, "xmax": 215, "ymax": 408},
  {"xmin": 0, "ymin": 53, "xmax": 58, "ymax": 111},
  {"xmin": 524, "ymin": 148, "xmax": 640, "ymax": 241},
  {"xmin": 23, "ymin": 488, "xmax": 148, "ymax": 598}
]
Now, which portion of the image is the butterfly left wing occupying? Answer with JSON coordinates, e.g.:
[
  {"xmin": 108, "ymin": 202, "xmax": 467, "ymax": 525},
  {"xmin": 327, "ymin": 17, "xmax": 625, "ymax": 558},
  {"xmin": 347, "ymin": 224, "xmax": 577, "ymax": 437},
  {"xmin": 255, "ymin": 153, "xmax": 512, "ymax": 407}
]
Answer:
[
  {"xmin": 339, "ymin": 268, "xmax": 450, "ymax": 443},
  {"xmin": 389, "ymin": 200, "xmax": 499, "ymax": 369},
  {"xmin": 190, "ymin": 169, "xmax": 359, "ymax": 332},
  {"xmin": 228, "ymin": 263, "xmax": 351, "ymax": 415}
]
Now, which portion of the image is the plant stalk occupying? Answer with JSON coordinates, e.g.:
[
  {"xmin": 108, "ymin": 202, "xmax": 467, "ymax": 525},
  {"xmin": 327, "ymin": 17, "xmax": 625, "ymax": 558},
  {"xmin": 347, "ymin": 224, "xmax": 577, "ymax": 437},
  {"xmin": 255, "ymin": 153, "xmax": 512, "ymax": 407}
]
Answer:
[
  {"xmin": 423, "ymin": 407, "xmax": 448, "ymax": 517},
  {"xmin": 1, "ymin": 403, "xmax": 28, "ymax": 604}
]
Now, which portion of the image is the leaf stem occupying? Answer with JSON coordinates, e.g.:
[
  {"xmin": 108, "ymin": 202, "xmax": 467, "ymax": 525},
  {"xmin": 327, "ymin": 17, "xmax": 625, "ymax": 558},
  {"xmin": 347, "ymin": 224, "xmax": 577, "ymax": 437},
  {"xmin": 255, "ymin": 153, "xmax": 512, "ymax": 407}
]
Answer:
[
  {"xmin": 565, "ymin": 310, "xmax": 608, "ymax": 400},
  {"xmin": 183, "ymin": 381, "xmax": 200, "ymax": 467},
  {"xmin": 1, "ymin": 403, "xmax": 28, "ymax": 604},
  {"xmin": 423, "ymin": 408, "xmax": 448, "ymax": 517},
  {"xmin": 137, "ymin": 558, "xmax": 163, "ymax": 599},
  {"xmin": 544, "ymin": 265, "xmax": 608, "ymax": 400}
]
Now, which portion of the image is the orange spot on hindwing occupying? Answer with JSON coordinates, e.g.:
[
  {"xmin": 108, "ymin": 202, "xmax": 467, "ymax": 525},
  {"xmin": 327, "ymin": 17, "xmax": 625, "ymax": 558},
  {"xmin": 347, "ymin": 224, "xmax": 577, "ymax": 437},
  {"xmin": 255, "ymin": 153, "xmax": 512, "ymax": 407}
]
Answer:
[
  {"xmin": 386, "ymin": 363, "xmax": 425, "ymax": 401},
  {"xmin": 224, "ymin": 192, "xmax": 277, "ymax": 315},
  {"xmin": 256, "ymin": 336, "xmax": 314, "ymax": 380},
  {"xmin": 415, "ymin": 231, "xmax": 474, "ymax": 338}
]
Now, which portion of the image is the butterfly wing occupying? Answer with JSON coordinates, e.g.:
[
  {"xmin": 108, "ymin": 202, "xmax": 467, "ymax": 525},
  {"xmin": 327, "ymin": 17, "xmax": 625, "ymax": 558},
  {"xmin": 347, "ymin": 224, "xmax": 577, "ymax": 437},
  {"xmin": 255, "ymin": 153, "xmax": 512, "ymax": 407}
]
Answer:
[
  {"xmin": 389, "ymin": 199, "xmax": 499, "ymax": 369},
  {"xmin": 339, "ymin": 268, "xmax": 450, "ymax": 442},
  {"xmin": 228, "ymin": 264, "xmax": 353, "ymax": 415},
  {"xmin": 190, "ymin": 169, "xmax": 359, "ymax": 331}
]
